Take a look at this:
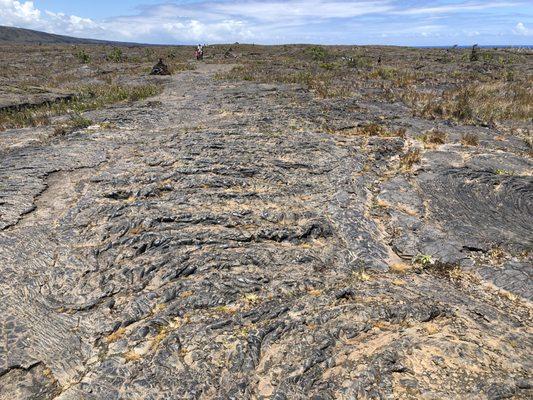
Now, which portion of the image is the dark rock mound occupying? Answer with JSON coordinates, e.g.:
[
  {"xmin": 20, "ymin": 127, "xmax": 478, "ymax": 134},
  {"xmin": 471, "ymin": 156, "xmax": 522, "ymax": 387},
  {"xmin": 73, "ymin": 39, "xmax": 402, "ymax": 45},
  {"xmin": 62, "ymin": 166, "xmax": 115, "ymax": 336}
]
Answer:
[{"xmin": 150, "ymin": 59, "xmax": 171, "ymax": 76}]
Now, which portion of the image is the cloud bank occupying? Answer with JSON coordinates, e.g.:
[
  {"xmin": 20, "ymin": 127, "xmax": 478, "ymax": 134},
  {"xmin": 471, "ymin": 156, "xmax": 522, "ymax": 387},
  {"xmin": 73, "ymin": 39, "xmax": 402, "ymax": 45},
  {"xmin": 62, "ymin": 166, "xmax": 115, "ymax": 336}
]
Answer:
[{"xmin": 0, "ymin": 0, "xmax": 531, "ymax": 45}]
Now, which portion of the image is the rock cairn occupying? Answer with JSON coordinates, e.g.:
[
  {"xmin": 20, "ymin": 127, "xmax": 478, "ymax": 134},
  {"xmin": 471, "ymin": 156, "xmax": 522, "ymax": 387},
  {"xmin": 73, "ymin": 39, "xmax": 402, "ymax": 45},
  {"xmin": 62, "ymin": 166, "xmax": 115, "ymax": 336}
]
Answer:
[{"xmin": 150, "ymin": 58, "xmax": 171, "ymax": 76}]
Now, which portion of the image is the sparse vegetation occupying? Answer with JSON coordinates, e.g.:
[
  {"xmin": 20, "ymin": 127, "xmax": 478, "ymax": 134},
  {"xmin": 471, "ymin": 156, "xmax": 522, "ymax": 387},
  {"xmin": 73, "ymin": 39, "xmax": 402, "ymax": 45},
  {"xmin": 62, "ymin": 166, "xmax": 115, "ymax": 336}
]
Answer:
[
  {"xmin": 413, "ymin": 254, "xmax": 435, "ymax": 268},
  {"xmin": 406, "ymin": 81, "xmax": 533, "ymax": 124},
  {"xmin": 242, "ymin": 293, "xmax": 261, "ymax": 306},
  {"xmin": 1, "ymin": 39, "xmax": 531, "ymax": 399},
  {"xmin": 400, "ymin": 148, "xmax": 421, "ymax": 170},
  {"xmin": 74, "ymin": 49, "xmax": 91, "ymax": 63},
  {"xmin": 0, "ymin": 43, "xmax": 199, "ymax": 132},
  {"xmin": 352, "ymin": 268, "xmax": 371, "ymax": 282},
  {"xmin": 0, "ymin": 83, "xmax": 162, "ymax": 131},
  {"xmin": 306, "ymin": 46, "xmax": 328, "ymax": 61},
  {"xmin": 346, "ymin": 56, "xmax": 372, "ymax": 69},
  {"xmin": 461, "ymin": 133, "xmax": 480, "ymax": 146},
  {"xmin": 212, "ymin": 304, "xmax": 238, "ymax": 314},
  {"xmin": 53, "ymin": 113, "xmax": 93, "ymax": 136},
  {"xmin": 494, "ymin": 168, "xmax": 514, "ymax": 175},
  {"xmin": 107, "ymin": 47, "xmax": 124, "ymax": 63},
  {"xmin": 217, "ymin": 44, "xmax": 530, "ymax": 132},
  {"xmin": 420, "ymin": 129, "xmax": 447, "ymax": 145},
  {"xmin": 337, "ymin": 123, "xmax": 406, "ymax": 138}
]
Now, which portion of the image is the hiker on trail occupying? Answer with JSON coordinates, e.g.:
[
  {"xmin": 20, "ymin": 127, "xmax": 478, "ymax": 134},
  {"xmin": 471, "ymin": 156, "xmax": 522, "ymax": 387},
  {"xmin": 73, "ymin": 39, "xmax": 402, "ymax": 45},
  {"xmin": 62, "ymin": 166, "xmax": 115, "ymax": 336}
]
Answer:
[{"xmin": 196, "ymin": 44, "xmax": 204, "ymax": 60}]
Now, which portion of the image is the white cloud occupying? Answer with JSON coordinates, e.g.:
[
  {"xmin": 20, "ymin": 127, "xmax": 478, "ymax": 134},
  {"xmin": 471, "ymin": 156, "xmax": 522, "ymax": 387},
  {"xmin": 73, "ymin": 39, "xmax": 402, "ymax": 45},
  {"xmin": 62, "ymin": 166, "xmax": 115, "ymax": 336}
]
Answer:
[
  {"xmin": 513, "ymin": 22, "xmax": 531, "ymax": 36},
  {"xmin": 0, "ymin": 0, "xmax": 257, "ymax": 42},
  {"xmin": 0, "ymin": 0, "xmax": 102, "ymax": 36},
  {"xmin": 0, "ymin": 0, "xmax": 394, "ymax": 43},
  {"xmin": 0, "ymin": 0, "xmax": 530, "ymax": 44},
  {"xmin": 212, "ymin": 1, "xmax": 393, "ymax": 21},
  {"xmin": 395, "ymin": 1, "xmax": 520, "ymax": 15},
  {"xmin": 98, "ymin": 1, "xmax": 393, "ymax": 42},
  {"xmin": 0, "ymin": 0, "xmax": 40, "ymax": 25},
  {"xmin": 379, "ymin": 24, "xmax": 445, "ymax": 38}
]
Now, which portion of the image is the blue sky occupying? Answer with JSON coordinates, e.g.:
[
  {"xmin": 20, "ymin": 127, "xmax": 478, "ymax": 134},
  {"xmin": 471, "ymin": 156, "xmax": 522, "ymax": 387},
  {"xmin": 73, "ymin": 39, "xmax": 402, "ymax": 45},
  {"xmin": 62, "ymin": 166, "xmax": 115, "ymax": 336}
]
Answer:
[{"xmin": 1, "ymin": 1, "xmax": 531, "ymax": 45}]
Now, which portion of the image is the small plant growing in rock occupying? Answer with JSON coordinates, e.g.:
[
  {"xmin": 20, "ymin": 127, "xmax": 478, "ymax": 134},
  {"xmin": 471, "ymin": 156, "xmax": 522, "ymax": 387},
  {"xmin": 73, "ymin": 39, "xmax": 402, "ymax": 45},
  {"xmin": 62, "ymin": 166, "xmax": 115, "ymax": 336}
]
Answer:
[
  {"xmin": 360, "ymin": 123, "xmax": 387, "ymax": 136},
  {"xmin": 352, "ymin": 268, "xmax": 371, "ymax": 282},
  {"xmin": 460, "ymin": 133, "xmax": 479, "ymax": 146},
  {"xmin": 124, "ymin": 350, "xmax": 142, "ymax": 363},
  {"xmin": 243, "ymin": 293, "xmax": 260, "ymax": 305},
  {"xmin": 482, "ymin": 52, "xmax": 494, "ymax": 62},
  {"xmin": 320, "ymin": 62, "xmax": 336, "ymax": 70},
  {"xmin": 75, "ymin": 49, "xmax": 91, "ymax": 64},
  {"xmin": 346, "ymin": 56, "xmax": 372, "ymax": 68},
  {"xmin": 372, "ymin": 66, "xmax": 397, "ymax": 80},
  {"xmin": 413, "ymin": 254, "xmax": 435, "ymax": 268},
  {"xmin": 107, "ymin": 48, "xmax": 124, "ymax": 63},
  {"xmin": 420, "ymin": 129, "xmax": 447, "ymax": 145},
  {"xmin": 306, "ymin": 46, "xmax": 328, "ymax": 61},
  {"xmin": 503, "ymin": 69, "xmax": 515, "ymax": 81},
  {"xmin": 54, "ymin": 113, "xmax": 93, "ymax": 136},
  {"xmin": 346, "ymin": 123, "xmax": 406, "ymax": 138},
  {"xmin": 494, "ymin": 169, "xmax": 514, "ymax": 175},
  {"xmin": 399, "ymin": 148, "xmax": 421, "ymax": 170},
  {"xmin": 69, "ymin": 113, "xmax": 93, "ymax": 129}
]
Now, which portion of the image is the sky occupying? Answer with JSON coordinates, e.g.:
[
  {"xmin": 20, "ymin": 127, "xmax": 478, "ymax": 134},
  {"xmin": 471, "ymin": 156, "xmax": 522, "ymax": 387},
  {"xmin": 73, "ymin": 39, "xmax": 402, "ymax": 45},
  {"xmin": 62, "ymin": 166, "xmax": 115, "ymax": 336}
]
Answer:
[{"xmin": 0, "ymin": 0, "xmax": 532, "ymax": 45}]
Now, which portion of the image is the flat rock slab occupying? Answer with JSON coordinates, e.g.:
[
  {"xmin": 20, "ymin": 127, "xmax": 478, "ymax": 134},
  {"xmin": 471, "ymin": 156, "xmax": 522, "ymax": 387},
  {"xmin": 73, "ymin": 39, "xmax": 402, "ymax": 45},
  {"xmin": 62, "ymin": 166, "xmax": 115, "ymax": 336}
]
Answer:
[{"xmin": 0, "ymin": 86, "xmax": 73, "ymax": 111}]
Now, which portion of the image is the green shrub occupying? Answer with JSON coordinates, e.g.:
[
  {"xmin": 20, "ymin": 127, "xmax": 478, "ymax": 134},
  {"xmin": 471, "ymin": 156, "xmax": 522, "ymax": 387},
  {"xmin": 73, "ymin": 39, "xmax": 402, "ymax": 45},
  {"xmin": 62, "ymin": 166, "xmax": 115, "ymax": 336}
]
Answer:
[
  {"xmin": 346, "ymin": 57, "xmax": 372, "ymax": 68},
  {"xmin": 107, "ymin": 48, "xmax": 124, "ymax": 63},
  {"xmin": 306, "ymin": 46, "xmax": 328, "ymax": 61},
  {"xmin": 75, "ymin": 49, "xmax": 91, "ymax": 64},
  {"xmin": 319, "ymin": 62, "xmax": 336, "ymax": 70},
  {"xmin": 482, "ymin": 52, "xmax": 494, "ymax": 62}
]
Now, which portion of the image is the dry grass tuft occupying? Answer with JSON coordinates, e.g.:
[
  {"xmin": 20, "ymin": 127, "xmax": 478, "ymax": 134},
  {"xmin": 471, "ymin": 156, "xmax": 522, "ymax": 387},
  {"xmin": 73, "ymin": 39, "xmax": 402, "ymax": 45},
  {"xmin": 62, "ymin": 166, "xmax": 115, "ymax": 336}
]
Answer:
[
  {"xmin": 339, "ymin": 123, "xmax": 406, "ymax": 138},
  {"xmin": 243, "ymin": 293, "xmax": 261, "ymax": 305},
  {"xmin": 212, "ymin": 304, "xmax": 239, "ymax": 314},
  {"xmin": 0, "ymin": 83, "xmax": 161, "ymax": 131},
  {"xmin": 218, "ymin": 45, "xmax": 530, "ymax": 134},
  {"xmin": 399, "ymin": 148, "xmax": 421, "ymax": 171},
  {"xmin": 420, "ymin": 129, "xmax": 447, "ymax": 145},
  {"xmin": 352, "ymin": 269, "xmax": 371, "ymax": 282},
  {"xmin": 405, "ymin": 81, "xmax": 532, "ymax": 125},
  {"xmin": 53, "ymin": 113, "xmax": 93, "ymax": 136},
  {"xmin": 390, "ymin": 263, "xmax": 412, "ymax": 274},
  {"xmin": 124, "ymin": 350, "xmax": 142, "ymax": 363},
  {"xmin": 307, "ymin": 289, "xmax": 323, "ymax": 297},
  {"xmin": 106, "ymin": 327, "xmax": 127, "ymax": 343},
  {"xmin": 461, "ymin": 133, "xmax": 480, "ymax": 146}
]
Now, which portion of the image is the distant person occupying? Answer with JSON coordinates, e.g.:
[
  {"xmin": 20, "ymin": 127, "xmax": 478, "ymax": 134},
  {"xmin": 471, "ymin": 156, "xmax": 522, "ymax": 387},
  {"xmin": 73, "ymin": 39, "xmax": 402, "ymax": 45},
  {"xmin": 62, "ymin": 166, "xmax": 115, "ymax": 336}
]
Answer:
[{"xmin": 196, "ymin": 44, "xmax": 204, "ymax": 60}]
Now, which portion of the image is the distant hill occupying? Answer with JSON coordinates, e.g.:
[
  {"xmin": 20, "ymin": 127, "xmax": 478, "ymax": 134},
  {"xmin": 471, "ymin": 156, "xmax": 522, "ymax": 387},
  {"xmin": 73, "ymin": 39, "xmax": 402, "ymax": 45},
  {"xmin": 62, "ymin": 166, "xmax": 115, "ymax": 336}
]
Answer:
[{"xmin": 0, "ymin": 25, "xmax": 139, "ymax": 45}]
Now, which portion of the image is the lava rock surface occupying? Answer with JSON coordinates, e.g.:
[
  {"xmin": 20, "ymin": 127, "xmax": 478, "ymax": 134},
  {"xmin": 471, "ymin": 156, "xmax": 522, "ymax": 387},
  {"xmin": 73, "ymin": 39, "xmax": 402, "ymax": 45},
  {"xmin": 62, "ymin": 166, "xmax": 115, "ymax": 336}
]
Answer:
[{"xmin": 0, "ymin": 64, "xmax": 531, "ymax": 399}]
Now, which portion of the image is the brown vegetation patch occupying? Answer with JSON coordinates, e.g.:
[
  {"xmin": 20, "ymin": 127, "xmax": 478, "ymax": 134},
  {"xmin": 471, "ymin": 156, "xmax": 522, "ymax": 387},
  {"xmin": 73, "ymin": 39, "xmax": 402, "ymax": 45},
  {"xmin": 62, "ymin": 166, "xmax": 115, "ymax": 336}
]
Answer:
[{"xmin": 461, "ymin": 133, "xmax": 480, "ymax": 146}]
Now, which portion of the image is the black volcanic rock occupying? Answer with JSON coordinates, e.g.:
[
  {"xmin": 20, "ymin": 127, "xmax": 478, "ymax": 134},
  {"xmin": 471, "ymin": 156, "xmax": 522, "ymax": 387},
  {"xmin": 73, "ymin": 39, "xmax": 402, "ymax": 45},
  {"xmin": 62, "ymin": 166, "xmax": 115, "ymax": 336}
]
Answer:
[{"xmin": 150, "ymin": 58, "xmax": 171, "ymax": 76}]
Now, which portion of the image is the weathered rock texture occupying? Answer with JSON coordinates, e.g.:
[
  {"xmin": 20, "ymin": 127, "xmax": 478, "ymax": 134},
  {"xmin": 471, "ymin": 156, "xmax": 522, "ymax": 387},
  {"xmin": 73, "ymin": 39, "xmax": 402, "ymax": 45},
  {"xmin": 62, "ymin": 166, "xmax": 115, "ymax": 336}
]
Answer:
[
  {"xmin": 0, "ymin": 64, "xmax": 531, "ymax": 399},
  {"xmin": 150, "ymin": 59, "xmax": 171, "ymax": 76},
  {"xmin": 0, "ymin": 85, "xmax": 73, "ymax": 112}
]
